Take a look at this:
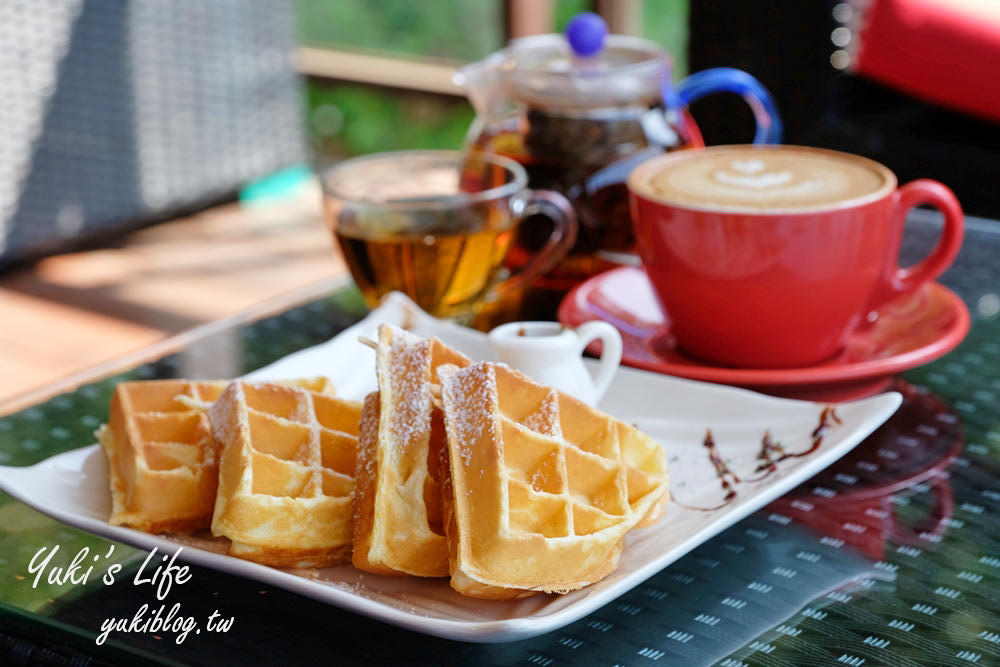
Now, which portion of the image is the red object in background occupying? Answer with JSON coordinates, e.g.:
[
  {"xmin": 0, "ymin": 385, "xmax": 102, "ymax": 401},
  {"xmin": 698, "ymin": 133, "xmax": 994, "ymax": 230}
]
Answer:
[{"xmin": 852, "ymin": 0, "xmax": 1000, "ymax": 123}]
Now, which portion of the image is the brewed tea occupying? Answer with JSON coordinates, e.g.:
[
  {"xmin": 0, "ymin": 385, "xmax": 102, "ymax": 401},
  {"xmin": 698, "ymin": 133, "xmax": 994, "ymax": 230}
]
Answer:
[{"xmin": 335, "ymin": 222, "xmax": 515, "ymax": 318}]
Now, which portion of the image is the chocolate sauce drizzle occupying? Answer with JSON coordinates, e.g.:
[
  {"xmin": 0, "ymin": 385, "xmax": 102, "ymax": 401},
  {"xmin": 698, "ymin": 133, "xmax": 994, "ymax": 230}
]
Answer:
[
  {"xmin": 671, "ymin": 406, "xmax": 842, "ymax": 512},
  {"xmin": 671, "ymin": 430, "xmax": 743, "ymax": 512},
  {"xmin": 752, "ymin": 430, "xmax": 784, "ymax": 476}
]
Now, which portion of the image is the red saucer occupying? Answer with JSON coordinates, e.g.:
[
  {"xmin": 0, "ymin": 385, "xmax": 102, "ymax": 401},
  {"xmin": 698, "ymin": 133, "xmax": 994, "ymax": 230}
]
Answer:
[{"xmin": 558, "ymin": 266, "xmax": 971, "ymax": 401}]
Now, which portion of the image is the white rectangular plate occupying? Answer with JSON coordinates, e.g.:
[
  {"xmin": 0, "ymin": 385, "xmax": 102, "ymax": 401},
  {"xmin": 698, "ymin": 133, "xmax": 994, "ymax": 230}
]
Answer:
[{"xmin": 0, "ymin": 294, "xmax": 901, "ymax": 642}]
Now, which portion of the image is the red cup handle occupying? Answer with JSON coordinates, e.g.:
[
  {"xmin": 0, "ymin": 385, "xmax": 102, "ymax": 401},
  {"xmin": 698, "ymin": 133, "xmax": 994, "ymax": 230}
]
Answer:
[{"xmin": 872, "ymin": 179, "xmax": 964, "ymax": 307}]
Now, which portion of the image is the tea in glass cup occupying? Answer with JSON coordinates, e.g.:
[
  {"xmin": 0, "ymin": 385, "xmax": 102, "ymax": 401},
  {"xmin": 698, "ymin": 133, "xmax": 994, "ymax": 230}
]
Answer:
[{"xmin": 321, "ymin": 150, "xmax": 576, "ymax": 321}]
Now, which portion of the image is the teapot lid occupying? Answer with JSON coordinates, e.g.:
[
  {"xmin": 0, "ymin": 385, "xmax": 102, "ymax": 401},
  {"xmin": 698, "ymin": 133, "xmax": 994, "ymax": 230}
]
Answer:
[{"xmin": 468, "ymin": 32, "xmax": 670, "ymax": 110}]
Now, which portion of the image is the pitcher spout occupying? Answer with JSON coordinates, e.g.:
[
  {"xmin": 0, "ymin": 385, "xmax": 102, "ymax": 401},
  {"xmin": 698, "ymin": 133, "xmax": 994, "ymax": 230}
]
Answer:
[{"xmin": 454, "ymin": 51, "xmax": 511, "ymax": 118}]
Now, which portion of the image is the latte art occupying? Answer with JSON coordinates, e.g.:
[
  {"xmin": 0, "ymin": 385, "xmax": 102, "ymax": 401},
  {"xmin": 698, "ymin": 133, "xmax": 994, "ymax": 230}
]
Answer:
[
  {"xmin": 630, "ymin": 146, "xmax": 891, "ymax": 212},
  {"xmin": 712, "ymin": 167, "xmax": 795, "ymax": 189}
]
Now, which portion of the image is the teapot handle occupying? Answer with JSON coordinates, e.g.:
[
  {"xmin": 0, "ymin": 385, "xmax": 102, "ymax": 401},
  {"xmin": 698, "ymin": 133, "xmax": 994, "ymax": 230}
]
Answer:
[
  {"xmin": 575, "ymin": 321, "xmax": 623, "ymax": 404},
  {"xmin": 673, "ymin": 67, "xmax": 783, "ymax": 145}
]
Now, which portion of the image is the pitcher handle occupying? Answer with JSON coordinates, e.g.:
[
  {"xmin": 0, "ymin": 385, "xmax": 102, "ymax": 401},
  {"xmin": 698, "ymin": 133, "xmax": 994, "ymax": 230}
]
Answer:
[
  {"xmin": 674, "ymin": 67, "xmax": 783, "ymax": 145},
  {"xmin": 575, "ymin": 321, "xmax": 623, "ymax": 403},
  {"xmin": 492, "ymin": 190, "xmax": 578, "ymax": 297}
]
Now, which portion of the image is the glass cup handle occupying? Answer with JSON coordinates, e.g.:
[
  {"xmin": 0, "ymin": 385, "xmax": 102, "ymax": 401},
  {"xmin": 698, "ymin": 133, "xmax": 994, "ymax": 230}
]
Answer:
[{"xmin": 493, "ymin": 189, "xmax": 578, "ymax": 297}]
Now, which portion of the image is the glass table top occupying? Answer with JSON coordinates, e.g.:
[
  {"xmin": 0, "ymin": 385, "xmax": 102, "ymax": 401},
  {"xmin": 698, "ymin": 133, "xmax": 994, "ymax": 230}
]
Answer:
[{"xmin": 1, "ymin": 215, "xmax": 999, "ymax": 666}]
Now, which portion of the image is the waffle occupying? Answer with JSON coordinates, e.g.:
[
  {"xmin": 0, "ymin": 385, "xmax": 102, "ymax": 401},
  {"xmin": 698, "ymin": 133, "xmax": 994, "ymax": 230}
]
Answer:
[
  {"xmin": 175, "ymin": 377, "xmax": 336, "ymax": 411},
  {"xmin": 352, "ymin": 325, "xmax": 470, "ymax": 577},
  {"xmin": 100, "ymin": 380, "xmax": 229, "ymax": 534},
  {"xmin": 438, "ymin": 361, "xmax": 669, "ymax": 599},
  {"xmin": 208, "ymin": 381, "xmax": 362, "ymax": 567},
  {"xmin": 100, "ymin": 377, "xmax": 337, "ymax": 535}
]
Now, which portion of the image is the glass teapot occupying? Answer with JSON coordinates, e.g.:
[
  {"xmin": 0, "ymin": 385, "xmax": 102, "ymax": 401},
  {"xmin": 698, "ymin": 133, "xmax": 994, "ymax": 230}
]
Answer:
[{"xmin": 457, "ymin": 14, "xmax": 782, "ymax": 314}]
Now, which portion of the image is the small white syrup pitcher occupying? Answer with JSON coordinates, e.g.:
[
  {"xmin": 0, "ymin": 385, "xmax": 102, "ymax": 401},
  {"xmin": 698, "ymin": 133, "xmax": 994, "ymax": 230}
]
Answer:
[{"xmin": 487, "ymin": 321, "xmax": 623, "ymax": 406}]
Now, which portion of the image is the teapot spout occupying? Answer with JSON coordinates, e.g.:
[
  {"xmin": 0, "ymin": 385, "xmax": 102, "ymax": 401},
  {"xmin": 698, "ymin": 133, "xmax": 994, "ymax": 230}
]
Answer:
[{"xmin": 454, "ymin": 53, "xmax": 510, "ymax": 117}]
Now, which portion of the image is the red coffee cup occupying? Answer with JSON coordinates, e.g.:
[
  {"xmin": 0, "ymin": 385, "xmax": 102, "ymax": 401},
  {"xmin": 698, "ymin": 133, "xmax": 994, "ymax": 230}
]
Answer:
[{"xmin": 628, "ymin": 145, "xmax": 964, "ymax": 368}]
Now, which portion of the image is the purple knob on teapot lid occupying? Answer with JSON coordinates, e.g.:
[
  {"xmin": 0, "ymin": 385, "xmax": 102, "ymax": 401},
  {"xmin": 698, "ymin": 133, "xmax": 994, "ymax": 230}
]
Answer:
[{"xmin": 565, "ymin": 12, "xmax": 607, "ymax": 58}]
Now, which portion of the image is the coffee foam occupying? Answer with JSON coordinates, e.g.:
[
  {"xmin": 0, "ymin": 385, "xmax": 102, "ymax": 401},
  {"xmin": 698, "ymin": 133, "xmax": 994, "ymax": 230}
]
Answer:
[{"xmin": 631, "ymin": 146, "xmax": 891, "ymax": 212}]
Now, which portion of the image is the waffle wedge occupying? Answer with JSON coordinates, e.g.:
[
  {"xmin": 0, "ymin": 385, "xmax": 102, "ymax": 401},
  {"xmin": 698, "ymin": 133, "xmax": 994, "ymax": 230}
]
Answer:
[
  {"xmin": 100, "ymin": 380, "xmax": 229, "ymax": 533},
  {"xmin": 438, "ymin": 362, "xmax": 669, "ymax": 599},
  {"xmin": 208, "ymin": 381, "xmax": 361, "ymax": 567},
  {"xmin": 353, "ymin": 325, "xmax": 470, "ymax": 577},
  {"xmin": 100, "ymin": 377, "xmax": 337, "ymax": 534},
  {"xmin": 176, "ymin": 377, "xmax": 336, "ymax": 411}
]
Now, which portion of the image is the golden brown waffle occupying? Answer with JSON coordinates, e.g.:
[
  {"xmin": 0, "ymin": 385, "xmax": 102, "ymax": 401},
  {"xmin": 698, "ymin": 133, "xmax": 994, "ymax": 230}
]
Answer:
[
  {"xmin": 100, "ymin": 377, "xmax": 336, "ymax": 535},
  {"xmin": 100, "ymin": 380, "xmax": 229, "ymax": 534},
  {"xmin": 352, "ymin": 325, "xmax": 470, "ymax": 577},
  {"xmin": 176, "ymin": 377, "xmax": 336, "ymax": 411},
  {"xmin": 208, "ymin": 381, "xmax": 361, "ymax": 568},
  {"xmin": 438, "ymin": 361, "xmax": 669, "ymax": 599}
]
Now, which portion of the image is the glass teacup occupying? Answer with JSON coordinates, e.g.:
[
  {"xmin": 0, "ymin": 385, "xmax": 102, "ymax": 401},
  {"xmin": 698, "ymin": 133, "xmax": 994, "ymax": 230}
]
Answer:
[{"xmin": 321, "ymin": 150, "xmax": 577, "ymax": 322}]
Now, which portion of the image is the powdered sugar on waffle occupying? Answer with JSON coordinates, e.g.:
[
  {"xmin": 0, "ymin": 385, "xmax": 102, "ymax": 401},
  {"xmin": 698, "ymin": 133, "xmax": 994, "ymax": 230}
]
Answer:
[
  {"xmin": 520, "ymin": 390, "xmax": 561, "ymax": 438},
  {"xmin": 438, "ymin": 363, "xmax": 496, "ymax": 468},
  {"xmin": 207, "ymin": 384, "xmax": 243, "ymax": 452},
  {"xmin": 381, "ymin": 328, "xmax": 433, "ymax": 453}
]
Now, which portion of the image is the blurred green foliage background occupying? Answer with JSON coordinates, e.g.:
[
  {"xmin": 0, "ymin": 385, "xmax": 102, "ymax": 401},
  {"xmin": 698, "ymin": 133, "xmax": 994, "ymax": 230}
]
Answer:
[{"xmin": 297, "ymin": 0, "xmax": 688, "ymax": 160}]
